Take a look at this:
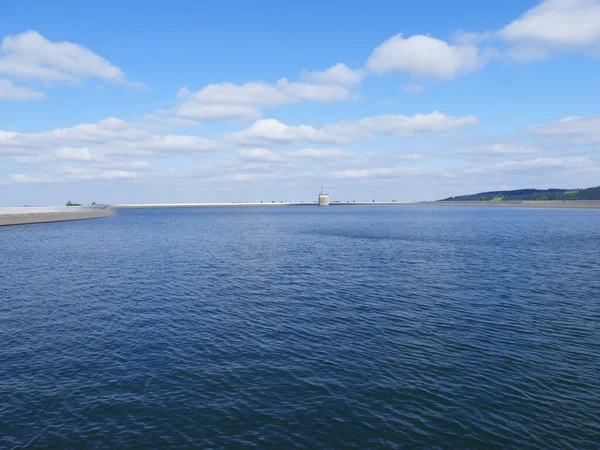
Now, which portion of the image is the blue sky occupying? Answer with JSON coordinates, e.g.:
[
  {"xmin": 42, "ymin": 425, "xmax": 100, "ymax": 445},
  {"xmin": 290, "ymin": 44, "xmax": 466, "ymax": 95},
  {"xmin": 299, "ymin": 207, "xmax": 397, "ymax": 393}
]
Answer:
[{"xmin": 1, "ymin": 0, "xmax": 599, "ymax": 205}]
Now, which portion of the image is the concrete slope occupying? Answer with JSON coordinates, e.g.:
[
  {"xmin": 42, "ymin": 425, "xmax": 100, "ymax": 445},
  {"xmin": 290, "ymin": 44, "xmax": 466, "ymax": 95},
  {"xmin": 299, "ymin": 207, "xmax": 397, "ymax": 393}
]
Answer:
[{"xmin": 0, "ymin": 206, "xmax": 114, "ymax": 227}]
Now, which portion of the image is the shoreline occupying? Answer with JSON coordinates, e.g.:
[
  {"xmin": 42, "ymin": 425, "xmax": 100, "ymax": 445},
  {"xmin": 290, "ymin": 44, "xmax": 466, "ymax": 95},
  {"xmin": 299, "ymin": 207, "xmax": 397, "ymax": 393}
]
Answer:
[
  {"xmin": 114, "ymin": 200, "xmax": 600, "ymax": 209},
  {"xmin": 413, "ymin": 200, "xmax": 600, "ymax": 209},
  {"xmin": 2, "ymin": 200, "xmax": 599, "ymax": 227},
  {"xmin": 0, "ymin": 206, "xmax": 114, "ymax": 227}
]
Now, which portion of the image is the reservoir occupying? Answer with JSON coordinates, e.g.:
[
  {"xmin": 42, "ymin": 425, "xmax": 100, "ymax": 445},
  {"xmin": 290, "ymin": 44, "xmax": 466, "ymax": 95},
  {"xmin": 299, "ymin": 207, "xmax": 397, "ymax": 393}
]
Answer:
[{"xmin": 1, "ymin": 206, "xmax": 598, "ymax": 448}]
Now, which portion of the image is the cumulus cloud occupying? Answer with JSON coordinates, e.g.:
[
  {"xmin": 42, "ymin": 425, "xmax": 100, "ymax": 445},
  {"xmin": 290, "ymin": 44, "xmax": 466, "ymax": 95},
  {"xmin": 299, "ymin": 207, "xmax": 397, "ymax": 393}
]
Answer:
[
  {"xmin": 176, "ymin": 78, "xmax": 351, "ymax": 121},
  {"xmin": 365, "ymin": 151, "xmax": 424, "ymax": 161},
  {"xmin": 330, "ymin": 166, "xmax": 450, "ymax": 179},
  {"xmin": 174, "ymin": 26, "xmax": 505, "ymax": 122},
  {"xmin": 63, "ymin": 167, "xmax": 141, "ymax": 180},
  {"xmin": 177, "ymin": 87, "xmax": 191, "ymax": 99},
  {"xmin": 329, "ymin": 155, "xmax": 597, "ymax": 184},
  {"xmin": 456, "ymin": 143, "xmax": 540, "ymax": 156},
  {"xmin": 0, "ymin": 117, "xmax": 222, "ymax": 167},
  {"xmin": 0, "ymin": 78, "xmax": 45, "ymax": 100},
  {"xmin": 525, "ymin": 115, "xmax": 600, "ymax": 147},
  {"xmin": 139, "ymin": 113, "xmax": 204, "ymax": 130},
  {"xmin": 10, "ymin": 167, "xmax": 141, "ymax": 184},
  {"xmin": 95, "ymin": 159, "xmax": 152, "ymax": 170},
  {"xmin": 457, "ymin": 1, "xmax": 600, "ymax": 62},
  {"xmin": 359, "ymin": 112, "xmax": 479, "ymax": 136},
  {"xmin": 464, "ymin": 156, "xmax": 592, "ymax": 174},
  {"xmin": 174, "ymin": 30, "xmax": 492, "ymax": 122},
  {"xmin": 177, "ymin": 103, "xmax": 262, "ymax": 121},
  {"xmin": 366, "ymin": 34, "xmax": 484, "ymax": 79},
  {"xmin": 0, "ymin": 31, "xmax": 134, "ymax": 85},
  {"xmin": 287, "ymin": 148, "xmax": 354, "ymax": 159},
  {"xmin": 301, "ymin": 63, "xmax": 364, "ymax": 86},
  {"xmin": 238, "ymin": 148, "xmax": 283, "ymax": 162},
  {"xmin": 501, "ymin": 0, "xmax": 600, "ymax": 60},
  {"xmin": 176, "ymin": 82, "xmax": 284, "ymax": 121},
  {"xmin": 527, "ymin": 115, "xmax": 600, "ymax": 137},
  {"xmin": 276, "ymin": 78, "xmax": 349, "ymax": 102},
  {"xmin": 55, "ymin": 146, "xmax": 96, "ymax": 161},
  {"xmin": 139, "ymin": 134, "xmax": 221, "ymax": 153},
  {"xmin": 224, "ymin": 119, "xmax": 344, "ymax": 146},
  {"xmin": 186, "ymin": 82, "xmax": 286, "ymax": 106},
  {"xmin": 226, "ymin": 112, "xmax": 478, "ymax": 147}
]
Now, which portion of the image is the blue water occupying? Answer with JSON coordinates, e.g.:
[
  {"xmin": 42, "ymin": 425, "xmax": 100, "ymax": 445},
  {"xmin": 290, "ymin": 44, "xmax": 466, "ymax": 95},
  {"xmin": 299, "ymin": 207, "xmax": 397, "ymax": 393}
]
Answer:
[{"xmin": 1, "ymin": 206, "xmax": 599, "ymax": 449}]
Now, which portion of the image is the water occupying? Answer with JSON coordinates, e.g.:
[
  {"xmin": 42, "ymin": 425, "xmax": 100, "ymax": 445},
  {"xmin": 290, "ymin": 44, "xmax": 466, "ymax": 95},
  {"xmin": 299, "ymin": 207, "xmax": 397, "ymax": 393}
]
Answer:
[{"xmin": 1, "ymin": 206, "xmax": 599, "ymax": 449}]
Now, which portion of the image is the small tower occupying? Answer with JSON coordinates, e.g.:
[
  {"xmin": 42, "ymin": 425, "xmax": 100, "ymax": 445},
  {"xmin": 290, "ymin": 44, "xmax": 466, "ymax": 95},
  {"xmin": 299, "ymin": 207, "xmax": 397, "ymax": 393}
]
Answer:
[{"xmin": 318, "ymin": 187, "xmax": 330, "ymax": 206}]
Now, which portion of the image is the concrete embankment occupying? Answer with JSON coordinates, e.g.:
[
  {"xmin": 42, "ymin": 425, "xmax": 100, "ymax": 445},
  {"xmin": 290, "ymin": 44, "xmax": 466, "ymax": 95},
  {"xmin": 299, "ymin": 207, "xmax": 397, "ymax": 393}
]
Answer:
[
  {"xmin": 0, "ymin": 206, "xmax": 114, "ymax": 227},
  {"xmin": 113, "ymin": 200, "xmax": 600, "ymax": 209},
  {"xmin": 112, "ymin": 202, "xmax": 317, "ymax": 208}
]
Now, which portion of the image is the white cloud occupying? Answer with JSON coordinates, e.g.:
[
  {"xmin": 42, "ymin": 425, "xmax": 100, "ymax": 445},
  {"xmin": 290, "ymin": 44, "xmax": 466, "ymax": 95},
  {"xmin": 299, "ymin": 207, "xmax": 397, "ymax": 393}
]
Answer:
[
  {"xmin": 139, "ymin": 113, "xmax": 204, "ymax": 130},
  {"xmin": 177, "ymin": 78, "xmax": 351, "ymax": 121},
  {"xmin": 95, "ymin": 159, "xmax": 152, "ymax": 170},
  {"xmin": 525, "ymin": 115, "xmax": 600, "ymax": 147},
  {"xmin": 216, "ymin": 173, "xmax": 261, "ymax": 182},
  {"xmin": 228, "ymin": 119, "xmax": 320, "ymax": 145},
  {"xmin": 301, "ymin": 63, "xmax": 364, "ymax": 86},
  {"xmin": 527, "ymin": 115, "xmax": 600, "ymax": 136},
  {"xmin": 457, "ymin": 143, "xmax": 539, "ymax": 156},
  {"xmin": 366, "ymin": 34, "xmax": 484, "ymax": 79},
  {"xmin": 366, "ymin": 151, "xmax": 424, "ymax": 161},
  {"xmin": 238, "ymin": 148, "xmax": 283, "ymax": 162},
  {"xmin": 138, "ymin": 134, "xmax": 220, "ymax": 153},
  {"xmin": 501, "ymin": 0, "xmax": 600, "ymax": 60},
  {"xmin": 397, "ymin": 152, "xmax": 424, "ymax": 160},
  {"xmin": 176, "ymin": 87, "xmax": 191, "ymax": 99},
  {"xmin": 10, "ymin": 167, "xmax": 140, "ymax": 184},
  {"xmin": 287, "ymin": 148, "xmax": 354, "ymax": 159},
  {"xmin": 359, "ymin": 112, "xmax": 479, "ymax": 136},
  {"xmin": 174, "ymin": 32, "xmax": 491, "ymax": 122},
  {"xmin": 225, "ymin": 119, "xmax": 372, "ymax": 146},
  {"xmin": 225, "ymin": 119, "xmax": 333, "ymax": 146},
  {"xmin": 177, "ymin": 102, "xmax": 262, "ymax": 121},
  {"xmin": 1, "ymin": 118, "xmax": 142, "ymax": 154},
  {"xmin": 177, "ymin": 33, "xmax": 490, "ymax": 123},
  {"xmin": 31, "ymin": 118, "xmax": 147, "ymax": 144},
  {"xmin": 9, "ymin": 174, "xmax": 38, "ymax": 183},
  {"xmin": 317, "ymin": 121, "xmax": 374, "ymax": 143},
  {"xmin": 55, "ymin": 146, "xmax": 96, "ymax": 161},
  {"xmin": 464, "ymin": 156, "xmax": 591, "ymax": 174},
  {"xmin": 330, "ymin": 166, "xmax": 449, "ymax": 179},
  {"xmin": 0, "ymin": 78, "xmax": 45, "ymax": 100},
  {"xmin": 331, "ymin": 167, "xmax": 396, "ymax": 179},
  {"xmin": 187, "ymin": 82, "xmax": 287, "ymax": 106},
  {"xmin": 63, "ymin": 167, "xmax": 140, "ymax": 180},
  {"xmin": 402, "ymin": 84, "xmax": 423, "ymax": 94},
  {"xmin": 276, "ymin": 78, "xmax": 349, "ymax": 102},
  {"xmin": 330, "ymin": 156, "xmax": 596, "ymax": 181},
  {"xmin": 173, "ymin": 29, "xmax": 497, "ymax": 123},
  {"xmin": 226, "ymin": 112, "xmax": 477, "ymax": 147},
  {"xmin": 0, "ymin": 117, "xmax": 222, "ymax": 167},
  {"xmin": 0, "ymin": 31, "xmax": 132, "ymax": 85}
]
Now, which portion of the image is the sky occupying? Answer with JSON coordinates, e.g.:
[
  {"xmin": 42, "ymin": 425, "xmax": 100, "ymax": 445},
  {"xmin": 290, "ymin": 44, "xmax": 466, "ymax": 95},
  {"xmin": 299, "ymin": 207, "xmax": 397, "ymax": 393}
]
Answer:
[{"xmin": 1, "ymin": 0, "xmax": 600, "ymax": 205}]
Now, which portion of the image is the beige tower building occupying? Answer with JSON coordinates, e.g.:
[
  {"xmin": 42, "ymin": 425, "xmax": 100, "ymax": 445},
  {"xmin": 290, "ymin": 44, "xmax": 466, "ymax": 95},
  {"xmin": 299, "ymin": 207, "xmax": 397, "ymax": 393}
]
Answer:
[{"xmin": 318, "ymin": 192, "xmax": 330, "ymax": 206}]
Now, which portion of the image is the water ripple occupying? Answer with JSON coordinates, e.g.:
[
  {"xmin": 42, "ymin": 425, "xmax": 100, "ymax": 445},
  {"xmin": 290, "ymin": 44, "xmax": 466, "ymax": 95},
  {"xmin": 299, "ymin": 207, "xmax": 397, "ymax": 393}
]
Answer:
[{"xmin": 1, "ymin": 206, "xmax": 599, "ymax": 448}]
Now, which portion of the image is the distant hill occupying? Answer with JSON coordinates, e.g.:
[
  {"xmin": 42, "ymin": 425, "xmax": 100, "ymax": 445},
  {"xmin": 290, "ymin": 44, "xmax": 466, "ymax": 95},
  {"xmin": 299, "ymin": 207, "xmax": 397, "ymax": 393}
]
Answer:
[{"xmin": 442, "ymin": 185, "xmax": 600, "ymax": 202}]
